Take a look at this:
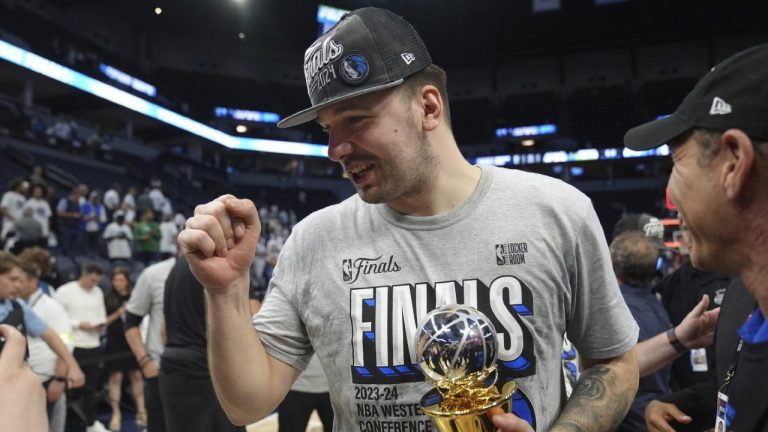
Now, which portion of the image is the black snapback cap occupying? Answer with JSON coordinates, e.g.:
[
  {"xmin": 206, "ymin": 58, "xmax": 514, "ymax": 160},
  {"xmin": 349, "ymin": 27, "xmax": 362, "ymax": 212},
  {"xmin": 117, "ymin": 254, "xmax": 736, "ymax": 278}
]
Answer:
[
  {"xmin": 624, "ymin": 43, "xmax": 768, "ymax": 150},
  {"xmin": 277, "ymin": 7, "xmax": 432, "ymax": 129}
]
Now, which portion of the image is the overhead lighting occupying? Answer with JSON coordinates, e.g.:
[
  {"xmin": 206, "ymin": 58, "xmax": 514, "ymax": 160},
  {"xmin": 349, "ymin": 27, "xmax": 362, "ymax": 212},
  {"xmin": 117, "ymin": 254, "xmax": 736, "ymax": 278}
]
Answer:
[
  {"xmin": 235, "ymin": 125, "xmax": 248, "ymax": 134},
  {"xmin": 521, "ymin": 139, "xmax": 535, "ymax": 147},
  {"xmin": 238, "ymin": 32, "xmax": 246, "ymax": 40},
  {"xmin": 154, "ymin": 7, "xmax": 162, "ymax": 15}
]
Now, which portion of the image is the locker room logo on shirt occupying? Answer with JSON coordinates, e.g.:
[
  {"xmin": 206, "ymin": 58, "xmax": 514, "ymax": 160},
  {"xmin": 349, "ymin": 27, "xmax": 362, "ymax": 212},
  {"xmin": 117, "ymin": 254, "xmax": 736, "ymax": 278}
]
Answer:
[
  {"xmin": 343, "ymin": 255, "xmax": 402, "ymax": 284},
  {"xmin": 496, "ymin": 242, "xmax": 529, "ymax": 266}
]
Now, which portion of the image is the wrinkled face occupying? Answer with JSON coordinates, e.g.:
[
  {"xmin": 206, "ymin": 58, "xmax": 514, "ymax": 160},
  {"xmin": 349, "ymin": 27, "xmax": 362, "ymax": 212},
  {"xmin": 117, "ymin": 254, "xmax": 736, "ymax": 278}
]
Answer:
[
  {"xmin": 316, "ymin": 88, "xmax": 436, "ymax": 205},
  {"xmin": 667, "ymin": 135, "xmax": 728, "ymax": 271},
  {"xmin": 0, "ymin": 267, "xmax": 23, "ymax": 299}
]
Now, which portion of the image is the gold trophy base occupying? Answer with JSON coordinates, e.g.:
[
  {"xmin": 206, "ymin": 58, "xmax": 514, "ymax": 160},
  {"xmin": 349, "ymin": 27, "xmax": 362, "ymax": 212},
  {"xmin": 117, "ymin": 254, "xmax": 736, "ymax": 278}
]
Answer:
[{"xmin": 419, "ymin": 383, "xmax": 516, "ymax": 432}]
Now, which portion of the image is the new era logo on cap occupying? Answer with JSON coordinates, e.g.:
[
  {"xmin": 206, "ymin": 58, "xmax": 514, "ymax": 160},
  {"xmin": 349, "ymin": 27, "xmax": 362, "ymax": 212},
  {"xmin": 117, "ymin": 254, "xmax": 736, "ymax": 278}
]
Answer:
[
  {"xmin": 709, "ymin": 97, "xmax": 732, "ymax": 115},
  {"xmin": 401, "ymin": 53, "xmax": 416, "ymax": 65}
]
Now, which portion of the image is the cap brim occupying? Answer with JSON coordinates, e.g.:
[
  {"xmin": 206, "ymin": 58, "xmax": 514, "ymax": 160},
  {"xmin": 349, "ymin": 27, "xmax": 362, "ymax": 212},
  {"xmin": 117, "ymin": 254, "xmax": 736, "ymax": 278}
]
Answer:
[
  {"xmin": 624, "ymin": 114, "xmax": 692, "ymax": 151},
  {"xmin": 277, "ymin": 79, "xmax": 405, "ymax": 129}
]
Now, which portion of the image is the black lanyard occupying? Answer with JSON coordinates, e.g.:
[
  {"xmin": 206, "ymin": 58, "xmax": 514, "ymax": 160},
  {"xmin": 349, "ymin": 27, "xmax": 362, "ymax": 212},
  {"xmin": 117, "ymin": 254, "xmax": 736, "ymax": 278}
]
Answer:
[{"xmin": 720, "ymin": 337, "xmax": 744, "ymax": 394}]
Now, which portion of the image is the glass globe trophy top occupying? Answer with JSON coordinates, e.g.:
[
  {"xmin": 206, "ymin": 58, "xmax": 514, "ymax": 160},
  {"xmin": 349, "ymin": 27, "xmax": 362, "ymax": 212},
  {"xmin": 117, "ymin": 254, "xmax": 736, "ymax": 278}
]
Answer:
[{"xmin": 415, "ymin": 305, "xmax": 516, "ymax": 432}]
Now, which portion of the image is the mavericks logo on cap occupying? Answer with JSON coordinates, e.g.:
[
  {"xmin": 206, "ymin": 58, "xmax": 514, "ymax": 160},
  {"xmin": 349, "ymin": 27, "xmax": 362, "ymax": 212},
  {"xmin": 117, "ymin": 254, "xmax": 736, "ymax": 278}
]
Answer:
[{"xmin": 340, "ymin": 53, "xmax": 370, "ymax": 85}]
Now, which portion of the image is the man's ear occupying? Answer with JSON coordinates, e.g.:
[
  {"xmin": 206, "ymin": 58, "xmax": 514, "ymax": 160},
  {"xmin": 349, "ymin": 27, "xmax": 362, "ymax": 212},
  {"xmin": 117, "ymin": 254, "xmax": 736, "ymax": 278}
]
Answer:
[
  {"xmin": 419, "ymin": 85, "xmax": 443, "ymax": 132},
  {"xmin": 720, "ymin": 129, "xmax": 755, "ymax": 201}
]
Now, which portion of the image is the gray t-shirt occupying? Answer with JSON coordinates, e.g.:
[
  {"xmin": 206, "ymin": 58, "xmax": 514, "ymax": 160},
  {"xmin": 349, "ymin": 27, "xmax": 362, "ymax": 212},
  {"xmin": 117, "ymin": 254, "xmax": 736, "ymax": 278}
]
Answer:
[
  {"xmin": 126, "ymin": 257, "xmax": 176, "ymax": 363},
  {"xmin": 254, "ymin": 166, "xmax": 638, "ymax": 431}
]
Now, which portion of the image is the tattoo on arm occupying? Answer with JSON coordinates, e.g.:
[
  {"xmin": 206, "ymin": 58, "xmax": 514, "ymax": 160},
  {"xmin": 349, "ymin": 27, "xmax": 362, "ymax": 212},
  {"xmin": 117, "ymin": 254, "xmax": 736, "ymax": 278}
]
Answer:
[{"xmin": 551, "ymin": 366, "xmax": 633, "ymax": 432}]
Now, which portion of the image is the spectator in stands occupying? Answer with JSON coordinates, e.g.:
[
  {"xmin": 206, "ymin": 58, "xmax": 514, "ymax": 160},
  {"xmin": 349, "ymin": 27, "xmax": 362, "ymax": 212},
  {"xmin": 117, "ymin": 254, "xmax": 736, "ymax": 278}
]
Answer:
[
  {"xmin": 56, "ymin": 186, "xmax": 84, "ymax": 255},
  {"xmin": 104, "ymin": 267, "xmax": 145, "ymax": 432},
  {"xmin": 148, "ymin": 185, "xmax": 165, "ymax": 215},
  {"xmin": 158, "ymin": 213, "xmax": 178, "ymax": 260},
  {"xmin": 136, "ymin": 187, "xmax": 153, "ymax": 218},
  {"xmin": 28, "ymin": 165, "xmax": 46, "ymax": 187},
  {"xmin": 54, "ymin": 262, "xmax": 108, "ymax": 432},
  {"xmin": 46, "ymin": 116, "xmax": 75, "ymax": 147},
  {"xmin": 81, "ymin": 191, "xmax": 107, "ymax": 257},
  {"xmin": 121, "ymin": 186, "xmax": 137, "ymax": 225},
  {"xmin": 103, "ymin": 183, "xmax": 121, "ymax": 222},
  {"xmin": 134, "ymin": 210, "xmax": 160, "ymax": 265},
  {"xmin": 10, "ymin": 206, "xmax": 45, "ymax": 254},
  {"xmin": 23, "ymin": 183, "xmax": 53, "ymax": 247},
  {"xmin": 17, "ymin": 260, "xmax": 76, "ymax": 432},
  {"xmin": 124, "ymin": 256, "xmax": 177, "ymax": 432},
  {"xmin": 103, "ymin": 211, "xmax": 133, "ymax": 265},
  {"xmin": 1, "ymin": 177, "xmax": 28, "ymax": 248}
]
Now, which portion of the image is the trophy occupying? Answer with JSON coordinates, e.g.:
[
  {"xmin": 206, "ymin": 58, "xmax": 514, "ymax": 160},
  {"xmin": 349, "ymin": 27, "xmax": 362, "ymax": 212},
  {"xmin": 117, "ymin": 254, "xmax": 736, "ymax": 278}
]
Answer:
[{"xmin": 415, "ymin": 305, "xmax": 516, "ymax": 432}]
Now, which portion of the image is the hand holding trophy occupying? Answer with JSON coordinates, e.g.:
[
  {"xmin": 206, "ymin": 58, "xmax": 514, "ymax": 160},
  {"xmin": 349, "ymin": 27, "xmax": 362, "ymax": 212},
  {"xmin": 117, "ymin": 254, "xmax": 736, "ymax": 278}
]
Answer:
[{"xmin": 415, "ymin": 305, "xmax": 516, "ymax": 432}]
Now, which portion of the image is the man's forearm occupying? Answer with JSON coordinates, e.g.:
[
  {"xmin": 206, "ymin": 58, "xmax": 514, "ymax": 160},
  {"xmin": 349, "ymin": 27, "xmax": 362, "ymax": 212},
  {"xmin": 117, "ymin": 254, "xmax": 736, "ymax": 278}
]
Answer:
[
  {"xmin": 551, "ymin": 348, "xmax": 639, "ymax": 432},
  {"xmin": 205, "ymin": 276, "xmax": 297, "ymax": 425},
  {"xmin": 124, "ymin": 326, "xmax": 149, "ymax": 360},
  {"xmin": 635, "ymin": 332, "xmax": 681, "ymax": 377},
  {"xmin": 41, "ymin": 329, "xmax": 78, "ymax": 372}
]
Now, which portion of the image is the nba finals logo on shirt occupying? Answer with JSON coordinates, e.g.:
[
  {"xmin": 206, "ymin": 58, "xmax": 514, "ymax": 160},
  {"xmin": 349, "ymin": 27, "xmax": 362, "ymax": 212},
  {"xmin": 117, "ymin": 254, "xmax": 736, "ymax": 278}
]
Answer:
[
  {"xmin": 342, "ymin": 255, "xmax": 402, "ymax": 284},
  {"xmin": 495, "ymin": 242, "xmax": 529, "ymax": 266},
  {"xmin": 304, "ymin": 38, "xmax": 344, "ymax": 94}
]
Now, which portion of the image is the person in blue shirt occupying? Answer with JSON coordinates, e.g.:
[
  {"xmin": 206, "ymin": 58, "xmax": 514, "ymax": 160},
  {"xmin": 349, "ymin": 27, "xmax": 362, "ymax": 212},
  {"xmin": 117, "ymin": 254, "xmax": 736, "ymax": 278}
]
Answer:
[{"xmin": 0, "ymin": 251, "xmax": 84, "ymax": 389}]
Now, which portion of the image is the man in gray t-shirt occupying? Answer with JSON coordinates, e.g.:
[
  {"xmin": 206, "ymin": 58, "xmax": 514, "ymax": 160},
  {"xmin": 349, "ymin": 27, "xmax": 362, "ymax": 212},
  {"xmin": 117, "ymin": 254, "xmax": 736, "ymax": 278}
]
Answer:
[
  {"xmin": 124, "ymin": 257, "xmax": 175, "ymax": 432},
  {"xmin": 179, "ymin": 7, "xmax": 640, "ymax": 432}
]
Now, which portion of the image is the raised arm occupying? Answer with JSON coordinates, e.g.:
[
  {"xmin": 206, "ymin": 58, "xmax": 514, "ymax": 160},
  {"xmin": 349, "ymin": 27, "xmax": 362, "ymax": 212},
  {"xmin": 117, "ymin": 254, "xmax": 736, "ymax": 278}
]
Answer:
[{"xmin": 178, "ymin": 195, "xmax": 300, "ymax": 425}]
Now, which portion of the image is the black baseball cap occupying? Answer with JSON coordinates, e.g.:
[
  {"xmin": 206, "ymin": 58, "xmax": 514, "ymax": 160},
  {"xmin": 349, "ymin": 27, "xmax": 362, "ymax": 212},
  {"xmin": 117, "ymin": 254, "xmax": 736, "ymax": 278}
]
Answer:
[
  {"xmin": 624, "ymin": 43, "xmax": 768, "ymax": 150},
  {"xmin": 613, "ymin": 213, "xmax": 666, "ymax": 249},
  {"xmin": 277, "ymin": 7, "xmax": 432, "ymax": 129}
]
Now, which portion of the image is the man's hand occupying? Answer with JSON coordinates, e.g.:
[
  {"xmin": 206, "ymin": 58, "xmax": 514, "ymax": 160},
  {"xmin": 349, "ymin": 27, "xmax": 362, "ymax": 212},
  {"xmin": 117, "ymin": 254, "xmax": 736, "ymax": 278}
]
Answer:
[
  {"xmin": 178, "ymin": 195, "xmax": 261, "ymax": 294},
  {"xmin": 66, "ymin": 363, "xmax": 85, "ymax": 389},
  {"xmin": 645, "ymin": 400, "xmax": 691, "ymax": 432},
  {"xmin": 47, "ymin": 379, "xmax": 66, "ymax": 403},
  {"xmin": 140, "ymin": 359, "xmax": 159, "ymax": 379},
  {"xmin": 488, "ymin": 408, "xmax": 535, "ymax": 432},
  {"xmin": 675, "ymin": 295, "xmax": 720, "ymax": 349},
  {"xmin": 0, "ymin": 325, "xmax": 47, "ymax": 432}
]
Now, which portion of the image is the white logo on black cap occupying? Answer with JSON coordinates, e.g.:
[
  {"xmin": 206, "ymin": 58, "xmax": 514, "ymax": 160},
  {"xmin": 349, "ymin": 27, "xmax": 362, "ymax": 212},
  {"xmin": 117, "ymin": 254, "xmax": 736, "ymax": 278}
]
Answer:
[
  {"xmin": 710, "ymin": 97, "xmax": 732, "ymax": 115},
  {"xmin": 401, "ymin": 53, "xmax": 416, "ymax": 65}
]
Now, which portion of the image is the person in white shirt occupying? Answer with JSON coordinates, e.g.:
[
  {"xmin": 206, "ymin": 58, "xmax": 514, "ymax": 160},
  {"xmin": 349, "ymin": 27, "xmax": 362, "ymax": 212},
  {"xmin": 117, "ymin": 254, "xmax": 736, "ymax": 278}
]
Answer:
[
  {"xmin": 103, "ymin": 183, "xmax": 121, "ymax": 221},
  {"xmin": 54, "ymin": 263, "xmax": 108, "ymax": 432},
  {"xmin": 158, "ymin": 213, "xmax": 178, "ymax": 259},
  {"xmin": 121, "ymin": 186, "xmax": 137, "ymax": 225},
  {"xmin": 23, "ymin": 183, "xmax": 52, "ymax": 240},
  {"xmin": 1, "ymin": 178, "xmax": 28, "ymax": 246},
  {"xmin": 17, "ymin": 262, "xmax": 76, "ymax": 432},
  {"xmin": 103, "ymin": 211, "xmax": 133, "ymax": 263},
  {"xmin": 148, "ymin": 187, "xmax": 165, "ymax": 214}
]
